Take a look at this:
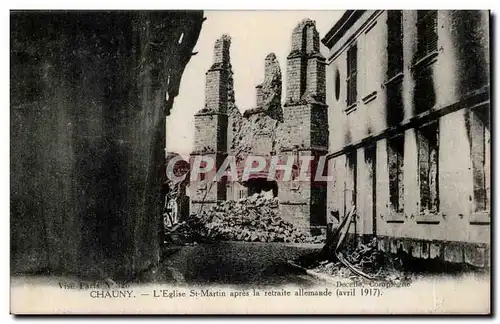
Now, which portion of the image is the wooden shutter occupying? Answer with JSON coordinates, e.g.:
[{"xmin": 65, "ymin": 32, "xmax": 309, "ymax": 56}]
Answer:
[
  {"xmin": 417, "ymin": 10, "xmax": 438, "ymax": 59},
  {"xmin": 397, "ymin": 140, "xmax": 405, "ymax": 213},
  {"xmin": 428, "ymin": 127, "xmax": 439, "ymax": 212},
  {"xmin": 345, "ymin": 151, "xmax": 357, "ymax": 210},
  {"xmin": 388, "ymin": 136, "xmax": 404, "ymax": 213},
  {"xmin": 418, "ymin": 130, "xmax": 430, "ymax": 212},
  {"xmin": 485, "ymin": 119, "xmax": 491, "ymax": 211},
  {"xmin": 471, "ymin": 111, "xmax": 487, "ymax": 211},
  {"xmin": 387, "ymin": 10, "xmax": 404, "ymax": 77},
  {"xmin": 418, "ymin": 123, "xmax": 439, "ymax": 213},
  {"xmin": 388, "ymin": 141, "xmax": 399, "ymax": 213},
  {"xmin": 414, "ymin": 66, "xmax": 435, "ymax": 113},
  {"xmin": 387, "ymin": 78, "xmax": 404, "ymax": 125},
  {"xmin": 346, "ymin": 45, "xmax": 357, "ymax": 107}
]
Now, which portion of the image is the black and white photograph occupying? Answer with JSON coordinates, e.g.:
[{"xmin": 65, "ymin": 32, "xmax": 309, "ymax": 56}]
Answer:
[{"xmin": 9, "ymin": 9, "xmax": 491, "ymax": 314}]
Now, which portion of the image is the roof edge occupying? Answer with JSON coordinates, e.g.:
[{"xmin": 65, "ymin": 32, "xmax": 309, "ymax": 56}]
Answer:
[{"xmin": 321, "ymin": 10, "xmax": 365, "ymax": 49}]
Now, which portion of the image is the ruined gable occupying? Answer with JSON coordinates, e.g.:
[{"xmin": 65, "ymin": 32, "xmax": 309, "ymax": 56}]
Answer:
[
  {"xmin": 230, "ymin": 52, "xmax": 283, "ymax": 158},
  {"xmin": 253, "ymin": 53, "xmax": 283, "ymax": 121},
  {"xmin": 235, "ymin": 113, "xmax": 280, "ymax": 157},
  {"xmin": 225, "ymin": 37, "xmax": 244, "ymax": 154}
]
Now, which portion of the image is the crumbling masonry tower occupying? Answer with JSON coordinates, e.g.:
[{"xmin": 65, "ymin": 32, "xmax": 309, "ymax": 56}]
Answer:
[
  {"xmin": 191, "ymin": 20, "xmax": 328, "ymax": 233},
  {"xmin": 278, "ymin": 19, "xmax": 329, "ymax": 231},
  {"xmin": 190, "ymin": 35, "xmax": 230, "ymax": 214}
]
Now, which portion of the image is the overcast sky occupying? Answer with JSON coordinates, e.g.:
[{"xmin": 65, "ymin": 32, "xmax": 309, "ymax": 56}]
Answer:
[{"xmin": 166, "ymin": 11, "xmax": 343, "ymax": 157}]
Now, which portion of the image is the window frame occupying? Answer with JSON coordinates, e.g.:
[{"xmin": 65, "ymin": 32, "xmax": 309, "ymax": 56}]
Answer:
[
  {"xmin": 386, "ymin": 134, "xmax": 405, "ymax": 223},
  {"xmin": 415, "ymin": 10, "xmax": 438, "ymax": 62},
  {"xmin": 387, "ymin": 10, "xmax": 404, "ymax": 78},
  {"xmin": 416, "ymin": 121, "xmax": 440, "ymax": 217},
  {"xmin": 386, "ymin": 76, "xmax": 404, "ymax": 126},
  {"xmin": 346, "ymin": 44, "xmax": 358, "ymax": 109},
  {"xmin": 413, "ymin": 64, "xmax": 436, "ymax": 114},
  {"xmin": 469, "ymin": 106, "xmax": 491, "ymax": 225},
  {"xmin": 345, "ymin": 150, "xmax": 357, "ymax": 215}
]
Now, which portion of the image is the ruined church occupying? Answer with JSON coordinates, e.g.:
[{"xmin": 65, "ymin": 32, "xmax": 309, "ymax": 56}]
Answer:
[{"xmin": 190, "ymin": 19, "xmax": 329, "ymax": 232}]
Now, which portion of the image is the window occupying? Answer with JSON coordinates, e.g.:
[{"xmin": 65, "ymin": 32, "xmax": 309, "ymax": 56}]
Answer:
[
  {"xmin": 386, "ymin": 10, "xmax": 404, "ymax": 126},
  {"xmin": 387, "ymin": 10, "xmax": 404, "ymax": 78},
  {"xmin": 365, "ymin": 145, "xmax": 377, "ymax": 234},
  {"xmin": 346, "ymin": 44, "xmax": 358, "ymax": 107},
  {"xmin": 413, "ymin": 66, "xmax": 436, "ymax": 114},
  {"xmin": 470, "ymin": 108, "xmax": 490, "ymax": 212},
  {"xmin": 363, "ymin": 22, "xmax": 378, "ymax": 97},
  {"xmin": 386, "ymin": 78, "xmax": 404, "ymax": 126},
  {"xmin": 417, "ymin": 122, "xmax": 439, "ymax": 214},
  {"xmin": 345, "ymin": 151, "xmax": 357, "ymax": 212},
  {"xmin": 239, "ymin": 188, "xmax": 246, "ymax": 199},
  {"xmin": 335, "ymin": 69, "xmax": 340, "ymax": 101},
  {"xmin": 388, "ymin": 135, "xmax": 404, "ymax": 214},
  {"xmin": 412, "ymin": 11, "xmax": 437, "ymax": 115},
  {"xmin": 416, "ymin": 10, "xmax": 438, "ymax": 60}
]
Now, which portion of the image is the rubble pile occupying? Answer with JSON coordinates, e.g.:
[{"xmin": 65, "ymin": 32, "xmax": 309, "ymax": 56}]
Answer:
[
  {"xmin": 165, "ymin": 193, "xmax": 325, "ymax": 244},
  {"xmin": 193, "ymin": 193, "xmax": 310, "ymax": 243},
  {"xmin": 309, "ymin": 238, "xmax": 406, "ymax": 280}
]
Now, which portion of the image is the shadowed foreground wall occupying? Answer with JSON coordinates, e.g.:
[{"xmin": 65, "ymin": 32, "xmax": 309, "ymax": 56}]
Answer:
[{"xmin": 10, "ymin": 11, "xmax": 204, "ymax": 279}]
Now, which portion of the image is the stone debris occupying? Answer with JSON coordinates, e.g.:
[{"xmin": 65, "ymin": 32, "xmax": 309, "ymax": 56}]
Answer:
[
  {"xmin": 306, "ymin": 238, "xmax": 406, "ymax": 281},
  {"xmin": 165, "ymin": 193, "xmax": 326, "ymax": 244},
  {"xmin": 291, "ymin": 207, "xmax": 408, "ymax": 281}
]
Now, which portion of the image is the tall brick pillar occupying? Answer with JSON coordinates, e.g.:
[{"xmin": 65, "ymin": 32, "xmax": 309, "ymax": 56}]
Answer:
[
  {"xmin": 279, "ymin": 19, "xmax": 328, "ymax": 233},
  {"xmin": 190, "ymin": 35, "xmax": 230, "ymax": 214}
]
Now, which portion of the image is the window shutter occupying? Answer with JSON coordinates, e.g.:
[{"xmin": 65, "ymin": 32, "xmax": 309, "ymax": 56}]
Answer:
[
  {"xmin": 387, "ymin": 78, "xmax": 404, "ymax": 125},
  {"xmin": 388, "ymin": 136, "xmax": 405, "ymax": 213},
  {"xmin": 429, "ymin": 134, "xmax": 439, "ymax": 212},
  {"xmin": 417, "ymin": 10, "xmax": 438, "ymax": 59},
  {"xmin": 346, "ymin": 45, "xmax": 357, "ymax": 107},
  {"xmin": 388, "ymin": 142, "xmax": 398, "ymax": 213},
  {"xmin": 427, "ymin": 13, "xmax": 438, "ymax": 53},
  {"xmin": 414, "ymin": 66, "xmax": 435, "ymax": 113},
  {"xmin": 350, "ymin": 72, "xmax": 357, "ymax": 106},
  {"xmin": 418, "ymin": 131, "xmax": 430, "ymax": 212},
  {"xmin": 471, "ymin": 112, "xmax": 486, "ymax": 211},
  {"xmin": 345, "ymin": 151, "xmax": 357, "ymax": 208},
  {"xmin": 418, "ymin": 123, "xmax": 439, "ymax": 213},
  {"xmin": 387, "ymin": 10, "xmax": 403, "ymax": 77},
  {"xmin": 485, "ymin": 124, "xmax": 491, "ymax": 210},
  {"xmin": 397, "ymin": 144, "xmax": 404, "ymax": 213}
]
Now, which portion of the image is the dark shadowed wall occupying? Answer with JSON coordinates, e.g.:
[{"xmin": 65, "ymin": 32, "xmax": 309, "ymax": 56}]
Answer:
[{"xmin": 10, "ymin": 10, "xmax": 203, "ymax": 279}]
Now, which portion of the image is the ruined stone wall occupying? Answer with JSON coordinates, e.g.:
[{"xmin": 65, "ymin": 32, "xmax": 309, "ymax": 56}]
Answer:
[
  {"xmin": 190, "ymin": 35, "xmax": 231, "ymax": 214},
  {"xmin": 230, "ymin": 53, "xmax": 283, "ymax": 158},
  {"xmin": 278, "ymin": 103, "xmax": 328, "ymax": 151},
  {"xmin": 236, "ymin": 114, "xmax": 279, "ymax": 156},
  {"xmin": 193, "ymin": 113, "xmax": 228, "ymax": 153},
  {"xmin": 277, "ymin": 19, "xmax": 329, "ymax": 231}
]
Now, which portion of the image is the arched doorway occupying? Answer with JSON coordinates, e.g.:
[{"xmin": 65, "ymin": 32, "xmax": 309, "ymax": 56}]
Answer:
[{"xmin": 246, "ymin": 178, "xmax": 278, "ymax": 198}]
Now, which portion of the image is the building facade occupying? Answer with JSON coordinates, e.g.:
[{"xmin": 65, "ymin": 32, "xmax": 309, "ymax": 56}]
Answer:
[{"xmin": 323, "ymin": 10, "xmax": 490, "ymax": 266}]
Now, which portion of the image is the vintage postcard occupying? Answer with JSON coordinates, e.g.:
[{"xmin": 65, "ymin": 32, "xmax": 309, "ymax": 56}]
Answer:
[{"xmin": 10, "ymin": 10, "xmax": 491, "ymax": 314}]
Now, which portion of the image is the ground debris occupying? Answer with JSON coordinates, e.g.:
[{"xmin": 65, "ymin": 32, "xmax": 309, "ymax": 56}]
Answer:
[
  {"xmin": 304, "ymin": 237, "xmax": 408, "ymax": 281},
  {"xmin": 165, "ymin": 193, "xmax": 325, "ymax": 244}
]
